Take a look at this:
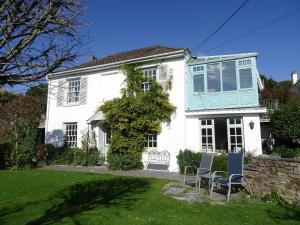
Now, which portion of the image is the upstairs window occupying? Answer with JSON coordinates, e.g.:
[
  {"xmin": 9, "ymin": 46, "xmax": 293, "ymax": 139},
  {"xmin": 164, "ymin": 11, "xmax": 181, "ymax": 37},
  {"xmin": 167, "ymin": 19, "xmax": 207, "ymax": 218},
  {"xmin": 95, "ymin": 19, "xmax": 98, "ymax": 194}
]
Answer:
[
  {"xmin": 193, "ymin": 74, "xmax": 204, "ymax": 92},
  {"xmin": 67, "ymin": 78, "xmax": 81, "ymax": 103},
  {"xmin": 239, "ymin": 68, "xmax": 253, "ymax": 89},
  {"xmin": 144, "ymin": 134, "xmax": 157, "ymax": 148},
  {"xmin": 222, "ymin": 61, "xmax": 237, "ymax": 91},
  {"xmin": 142, "ymin": 68, "xmax": 157, "ymax": 92},
  {"xmin": 207, "ymin": 63, "xmax": 221, "ymax": 92},
  {"xmin": 64, "ymin": 122, "xmax": 78, "ymax": 147}
]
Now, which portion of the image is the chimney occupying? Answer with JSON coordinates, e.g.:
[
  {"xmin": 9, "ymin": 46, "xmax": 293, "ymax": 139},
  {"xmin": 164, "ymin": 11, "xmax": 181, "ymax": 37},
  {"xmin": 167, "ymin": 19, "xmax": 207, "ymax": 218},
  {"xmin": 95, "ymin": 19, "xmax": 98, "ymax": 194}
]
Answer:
[{"xmin": 291, "ymin": 70, "xmax": 298, "ymax": 85}]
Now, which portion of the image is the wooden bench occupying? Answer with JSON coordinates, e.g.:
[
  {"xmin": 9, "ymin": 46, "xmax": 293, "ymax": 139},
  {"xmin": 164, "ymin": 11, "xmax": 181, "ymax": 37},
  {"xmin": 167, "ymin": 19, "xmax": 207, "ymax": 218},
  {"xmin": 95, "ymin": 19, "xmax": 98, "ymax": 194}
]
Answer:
[{"xmin": 146, "ymin": 150, "xmax": 170, "ymax": 171}]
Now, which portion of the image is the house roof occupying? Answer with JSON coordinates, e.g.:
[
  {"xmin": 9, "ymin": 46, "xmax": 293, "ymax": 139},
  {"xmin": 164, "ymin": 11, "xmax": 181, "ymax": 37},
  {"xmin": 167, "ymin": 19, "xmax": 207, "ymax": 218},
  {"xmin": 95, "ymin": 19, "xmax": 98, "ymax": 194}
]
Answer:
[{"xmin": 72, "ymin": 45, "xmax": 186, "ymax": 70}]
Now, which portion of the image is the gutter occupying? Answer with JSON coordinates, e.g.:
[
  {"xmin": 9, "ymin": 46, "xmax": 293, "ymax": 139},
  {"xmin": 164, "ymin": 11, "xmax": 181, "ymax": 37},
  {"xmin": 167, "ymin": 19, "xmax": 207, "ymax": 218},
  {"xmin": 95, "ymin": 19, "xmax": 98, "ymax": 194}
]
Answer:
[{"xmin": 48, "ymin": 49, "xmax": 186, "ymax": 79}]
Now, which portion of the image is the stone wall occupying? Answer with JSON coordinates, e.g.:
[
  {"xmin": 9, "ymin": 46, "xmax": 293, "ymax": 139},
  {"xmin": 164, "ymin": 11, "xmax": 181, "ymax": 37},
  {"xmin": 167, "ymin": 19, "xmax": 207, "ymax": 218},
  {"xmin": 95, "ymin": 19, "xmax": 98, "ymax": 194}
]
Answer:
[{"xmin": 244, "ymin": 156, "xmax": 300, "ymax": 205}]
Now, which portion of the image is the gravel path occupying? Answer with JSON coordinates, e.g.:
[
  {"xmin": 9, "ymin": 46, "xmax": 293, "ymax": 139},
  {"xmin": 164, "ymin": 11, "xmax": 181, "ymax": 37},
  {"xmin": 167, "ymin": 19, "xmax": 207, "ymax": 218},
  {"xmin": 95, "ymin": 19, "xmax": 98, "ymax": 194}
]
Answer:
[{"xmin": 43, "ymin": 165, "xmax": 184, "ymax": 182}]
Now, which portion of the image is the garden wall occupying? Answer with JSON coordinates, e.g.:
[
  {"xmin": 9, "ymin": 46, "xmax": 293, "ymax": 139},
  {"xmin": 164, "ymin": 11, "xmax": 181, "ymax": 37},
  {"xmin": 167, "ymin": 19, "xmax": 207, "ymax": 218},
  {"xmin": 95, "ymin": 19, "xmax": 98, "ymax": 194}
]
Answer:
[{"xmin": 244, "ymin": 156, "xmax": 300, "ymax": 205}]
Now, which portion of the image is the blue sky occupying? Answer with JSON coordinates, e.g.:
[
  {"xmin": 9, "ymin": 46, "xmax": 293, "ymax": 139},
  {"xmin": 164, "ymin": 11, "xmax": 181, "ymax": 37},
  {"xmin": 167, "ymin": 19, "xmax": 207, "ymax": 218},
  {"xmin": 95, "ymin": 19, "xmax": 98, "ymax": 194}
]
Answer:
[
  {"xmin": 81, "ymin": 0, "xmax": 300, "ymax": 81},
  {"xmin": 6, "ymin": 0, "xmax": 300, "ymax": 93}
]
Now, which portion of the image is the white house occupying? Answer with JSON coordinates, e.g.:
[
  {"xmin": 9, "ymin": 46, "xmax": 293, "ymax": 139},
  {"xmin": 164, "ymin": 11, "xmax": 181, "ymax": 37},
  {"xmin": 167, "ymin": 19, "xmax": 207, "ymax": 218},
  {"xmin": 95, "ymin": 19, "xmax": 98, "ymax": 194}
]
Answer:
[{"xmin": 45, "ymin": 45, "xmax": 267, "ymax": 172}]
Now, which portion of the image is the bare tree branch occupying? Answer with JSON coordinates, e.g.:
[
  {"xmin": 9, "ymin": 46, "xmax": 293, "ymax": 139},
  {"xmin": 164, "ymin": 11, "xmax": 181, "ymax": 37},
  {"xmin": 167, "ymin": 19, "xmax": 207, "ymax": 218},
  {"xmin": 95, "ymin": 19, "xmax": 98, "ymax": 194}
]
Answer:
[{"xmin": 0, "ymin": 0, "xmax": 89, "ymax": 86}]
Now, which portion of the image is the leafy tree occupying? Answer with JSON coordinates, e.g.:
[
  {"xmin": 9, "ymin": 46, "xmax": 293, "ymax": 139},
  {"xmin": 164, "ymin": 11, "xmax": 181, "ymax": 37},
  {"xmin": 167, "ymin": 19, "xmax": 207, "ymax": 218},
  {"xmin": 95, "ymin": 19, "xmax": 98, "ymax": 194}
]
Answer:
[
  {"xmin": 0, "ymin": 95, "xmax": 44, "ymax": 168},
  {"xmin": 26, "ymin": 83, "xmax": 48, "ymax": 113},
  {"xmin": 270, "ymin": 99, "xmax": 300, "ymax": 147},
  {"xmin": 260, "ymin": 75, "xmax": 296, "ymax": 104},
  {"xmin": 0, "ymin": 0, "xmax": 87, "ymax": 86},
  {"xmin": 100, "ymin": 64, "xmax": 176, "ymax": 170}
]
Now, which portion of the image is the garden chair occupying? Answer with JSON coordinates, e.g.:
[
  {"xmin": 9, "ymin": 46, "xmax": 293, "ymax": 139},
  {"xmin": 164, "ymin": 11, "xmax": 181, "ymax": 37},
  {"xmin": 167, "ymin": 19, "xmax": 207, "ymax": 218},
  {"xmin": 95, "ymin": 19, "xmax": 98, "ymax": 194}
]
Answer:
[
  {"xmin": 209, "ymin": 152, "xmax": 253, "ymax": 202},
  {"xmin": 183, "ymin": 153, "xmax": 214, "ymax": 192}
]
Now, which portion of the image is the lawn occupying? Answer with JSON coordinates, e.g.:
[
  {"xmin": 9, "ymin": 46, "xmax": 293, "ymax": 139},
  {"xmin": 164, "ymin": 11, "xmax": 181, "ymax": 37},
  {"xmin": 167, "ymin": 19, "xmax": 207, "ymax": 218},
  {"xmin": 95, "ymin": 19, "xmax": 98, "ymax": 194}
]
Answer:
[{"xmin": 0, "ymin": 170, "xmax": 299, "ymax": 225}]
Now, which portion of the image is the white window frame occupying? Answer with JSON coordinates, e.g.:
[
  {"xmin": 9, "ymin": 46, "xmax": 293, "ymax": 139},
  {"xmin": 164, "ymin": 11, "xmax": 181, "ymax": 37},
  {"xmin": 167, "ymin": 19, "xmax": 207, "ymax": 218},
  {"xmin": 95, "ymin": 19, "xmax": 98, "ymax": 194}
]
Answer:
[
  {"xmin": 144, "ymin": 134, "xmax": 157, "ymax": 149},
  {"xmin": 67, "ymin": 78, "xmax": 81, "ymax": 103},
  {"xmin": 227, "ymin": 118, "xmax": 244, "ymax": 152},
  {"xmin": 142, "ymin": 68, "xmax": 157, "ymax": 92},
  {"xmin": 64, "ymin": 122, "xmax": 78, "ymax": 147},
  {"xmin": 199, "ymin": 119, "xmax": 215, "ymax": 153}
]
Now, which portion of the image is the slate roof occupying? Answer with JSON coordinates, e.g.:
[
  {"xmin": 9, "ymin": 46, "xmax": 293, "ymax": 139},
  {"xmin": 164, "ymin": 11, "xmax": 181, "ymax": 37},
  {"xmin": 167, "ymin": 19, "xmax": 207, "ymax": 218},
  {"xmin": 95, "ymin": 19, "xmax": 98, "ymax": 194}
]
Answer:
[{"xmin": 73, "ymin": 45, "xmax": 185, "ymax": 70}]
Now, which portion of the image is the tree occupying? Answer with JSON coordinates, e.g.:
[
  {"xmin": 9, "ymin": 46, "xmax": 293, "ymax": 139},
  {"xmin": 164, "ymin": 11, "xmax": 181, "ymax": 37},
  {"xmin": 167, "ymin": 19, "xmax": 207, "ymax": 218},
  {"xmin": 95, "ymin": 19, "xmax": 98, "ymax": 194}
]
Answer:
[
  {"xmin": 0, "ymin": 95, "xmax": 44, "ymax": 167},
  {"xmin": 270, "ymin": 99, "xmax": 300, "ymax": 147},
  {"xmin": 100, "ymin": 64, "xmax": 176, "ymax": 170},
  {"xmin": 0, "ymin": 0, "xmax": 87, "ymax": 86},
  {"xmin": 26, "ymin": 83, "xmax": 48, "ymax": 113},
  {"xmin": 260, "ymin": 75, "xmax": 296, "ymax": 104}
]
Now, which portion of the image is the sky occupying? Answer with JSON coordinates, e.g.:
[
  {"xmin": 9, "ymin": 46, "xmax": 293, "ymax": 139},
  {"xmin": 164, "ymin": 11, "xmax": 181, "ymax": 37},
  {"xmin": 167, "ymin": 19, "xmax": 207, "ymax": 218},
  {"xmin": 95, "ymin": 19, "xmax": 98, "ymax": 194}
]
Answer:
[
  {"xmin": 81, "ymin": 0, "xmax": 300, "ymax": 81},
  {"xmin": 6, "ymin": 0, "xmax": 300, "ymax": 92}
]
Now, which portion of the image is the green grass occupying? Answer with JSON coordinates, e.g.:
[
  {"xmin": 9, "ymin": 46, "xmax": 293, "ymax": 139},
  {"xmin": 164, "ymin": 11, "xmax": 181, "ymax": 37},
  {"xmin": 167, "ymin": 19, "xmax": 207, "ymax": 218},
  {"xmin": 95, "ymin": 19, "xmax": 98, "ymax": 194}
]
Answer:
[{"xmin": 0, "ymin": 170, "xmax": 299, "ymax": 225}]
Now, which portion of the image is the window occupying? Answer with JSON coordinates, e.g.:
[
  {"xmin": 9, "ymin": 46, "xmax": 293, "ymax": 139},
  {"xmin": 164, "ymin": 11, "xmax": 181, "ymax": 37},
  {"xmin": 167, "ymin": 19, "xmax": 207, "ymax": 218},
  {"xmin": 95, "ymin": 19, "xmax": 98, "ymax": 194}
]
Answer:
[
  {"xmin": 193, "ymin": 74, "xmax": 204, "ymax": 92},
  {"xmin": 144, "ymin": 134, "xmax": 157, "ymax": 148},
  {"xmin": 64, "ymin": 123, "xmax": 78, "ymax": 147},
  {"xmin": 239, "ymin": 68, "xmax": 252, "ymax": 89},
  {"xmin": 193, "ymin": 65, "xmax": 204, "ymax": 72},
  {"xmin": 238, "ymin": 59, "xmax": 252, "ymax": 66},
  {"xmin": 200, "ymin": 119, "xmax": 215, "ymax": 152},
  {"xmin": 142, "ymin": 68, "xmax": 157, "ymax": 92},
  {"xmin": 227, "ymin": 118, "xmax": 243, "ymax": 152},
  {"xmin": 67, "ymin": 79, "xmax": 81, "ymax": 103},
  {"xmin": 222, "ymin": 61, "xmax": 237, "ymax": 91},
  {"xmin": 207, "ymin": 63, "xmax": 221, "ymax": 92}
]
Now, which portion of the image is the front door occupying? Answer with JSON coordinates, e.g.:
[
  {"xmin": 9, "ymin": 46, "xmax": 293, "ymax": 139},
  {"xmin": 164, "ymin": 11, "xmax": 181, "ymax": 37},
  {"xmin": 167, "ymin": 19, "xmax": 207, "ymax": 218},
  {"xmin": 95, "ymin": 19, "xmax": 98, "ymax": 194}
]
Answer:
[{"xmin": 200, "ymin": 119, "xmax": 215, "ymax": 152}]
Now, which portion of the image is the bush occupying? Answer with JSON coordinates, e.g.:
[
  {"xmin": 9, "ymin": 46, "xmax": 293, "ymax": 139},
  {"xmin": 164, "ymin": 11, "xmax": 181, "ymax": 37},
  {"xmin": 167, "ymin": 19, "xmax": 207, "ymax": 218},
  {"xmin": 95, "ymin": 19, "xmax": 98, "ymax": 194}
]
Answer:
[
  {"xmin": 211, "ymin": 153, "xmax": 227, "ymax": 172},
  {"xmin": 0, "ymin": 142, "xmax": 13, "ymax": 169},
  {"xmin": 272, "ymin": 146, "xmax": 300, "ymax": 158},
  {"xmin": 107, "ymin": 151, "xmax": 143, "ymax": 170},
  {"xmin": 176, "ymin": 149, "xmax": 202, "ymax": 174},
  {"xmin": 176, "ymin": 149, "xmax": 228, "ymax": 174},
  {"xmin": 36, "ymin": 145, "xmax": 100, "ymax": 166}
]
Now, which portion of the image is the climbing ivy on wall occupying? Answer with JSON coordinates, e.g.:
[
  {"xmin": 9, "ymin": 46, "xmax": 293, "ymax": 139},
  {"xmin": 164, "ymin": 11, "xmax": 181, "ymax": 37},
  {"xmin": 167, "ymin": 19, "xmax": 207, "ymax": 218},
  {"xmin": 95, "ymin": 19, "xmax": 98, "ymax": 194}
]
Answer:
[{"xmin": 99, "ymin": 64, "xmax": 176, "ymax": 170}]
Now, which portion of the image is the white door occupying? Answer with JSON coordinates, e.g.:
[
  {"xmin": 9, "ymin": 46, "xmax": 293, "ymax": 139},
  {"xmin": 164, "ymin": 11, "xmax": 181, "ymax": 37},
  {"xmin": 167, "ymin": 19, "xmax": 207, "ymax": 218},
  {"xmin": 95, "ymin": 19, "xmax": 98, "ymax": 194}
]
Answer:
[
  {"xmin": 200, "ymin": 119, "xmax": 215, "ymax": 152},
  {"xmin": 227, "ymin": 118, "xmax": 244, "ymax": 152}
]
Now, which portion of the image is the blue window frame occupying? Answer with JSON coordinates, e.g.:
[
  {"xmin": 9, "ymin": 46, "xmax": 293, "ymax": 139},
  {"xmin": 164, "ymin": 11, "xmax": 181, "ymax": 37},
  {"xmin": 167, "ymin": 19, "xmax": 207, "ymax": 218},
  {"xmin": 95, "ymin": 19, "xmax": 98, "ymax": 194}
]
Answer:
[
  {"xmin": 239, "ymin": 68, "xmax": 253, "ymax": 89},
  {"xmin": 193, "ymin": 74, "xmax": 205, "ymax": 92}
]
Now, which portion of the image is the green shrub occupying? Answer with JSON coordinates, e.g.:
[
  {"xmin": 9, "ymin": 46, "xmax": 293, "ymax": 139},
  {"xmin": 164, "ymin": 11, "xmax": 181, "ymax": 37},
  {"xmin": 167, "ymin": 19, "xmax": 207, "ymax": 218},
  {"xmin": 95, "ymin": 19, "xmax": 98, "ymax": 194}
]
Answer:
[
  {"xmin": 107, "ymin": 151, "xmax": 143, "ymax": 170},
  {"xmin": 177, "ymin": 149, "xmax": 228, "ymax": 174},
  {"xmin": 176, "ymin": 149, "xmax": 202, "ymax": 174},
  {"xmin": 211, "ymin": 153, "xmax": 227, "ymax": 172},
  {"xmin": 262, "ymin": 188, "xmax": 286, "ymax": 205},
  {"xmin": 272, "ymin": 146, "xmax": 300, "ymax": 158},
  {"xmin": 0, "ymin": 142, "xmax": 13, "ymax": 169}
]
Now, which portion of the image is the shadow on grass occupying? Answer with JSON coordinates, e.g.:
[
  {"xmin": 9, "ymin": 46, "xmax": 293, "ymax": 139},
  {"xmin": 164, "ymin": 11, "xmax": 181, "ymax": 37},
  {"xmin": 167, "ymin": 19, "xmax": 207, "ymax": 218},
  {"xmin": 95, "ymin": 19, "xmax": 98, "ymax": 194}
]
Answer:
[
  {"xmin": 265, "ymin": 202, "xmax": 300, "ymax": 223},
  {"xmin": 26, "ymin": 177, "xmax": 150, "ymax": 225}
]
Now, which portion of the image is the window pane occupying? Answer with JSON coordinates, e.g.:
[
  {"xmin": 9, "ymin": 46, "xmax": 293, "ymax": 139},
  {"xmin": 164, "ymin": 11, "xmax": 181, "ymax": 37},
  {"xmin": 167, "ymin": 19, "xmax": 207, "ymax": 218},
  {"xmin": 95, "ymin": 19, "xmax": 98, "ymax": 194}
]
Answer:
[
  {"xmin": 207, "ymin": 63, "xmax": 221, "ymax": 92},
  {"xmin": 230, "ymin": 128, "xmax": 235, "ymax": 135},
  {"xmin": 222, "ymin": 61, "xmax": 237, "ymax": 91},
  {"xmin": 208, "ymin": 137, "xmax": 212, "ymax": 144},
  {"xmin": 193, "ymin": 74, "xmax": 204, "ymax": 92},
  {"xmin": 236, "ymin": 128, "xmax": 242, "ymax": 135},
  {"xmin": 207, "ymin": 129, "xmax": 212, "ymax": 135},
  {"xmin": 202, "ymin": 137, "xmax": 207, "ymax": 143},
  {"xmin": 202, "ymin": 129, "xmax": 206, "ymax": 135},
  {"xmin": 201, "ymin": 120, "xmax": 206, "ymax": 125},
  {"xmin": 231, "ymin": 136, "xmax": 236, "ymax": 143},
  {"xmin": 207, "ymin": 120, "xmax": 212, "ymax": 125},
  {"xmin": 237, "ymin": 136, "xmax": 242, "ymax": 144},
  {"xmin": 239, "ymin": 68, "xmax": 252, "ymax": 88}
]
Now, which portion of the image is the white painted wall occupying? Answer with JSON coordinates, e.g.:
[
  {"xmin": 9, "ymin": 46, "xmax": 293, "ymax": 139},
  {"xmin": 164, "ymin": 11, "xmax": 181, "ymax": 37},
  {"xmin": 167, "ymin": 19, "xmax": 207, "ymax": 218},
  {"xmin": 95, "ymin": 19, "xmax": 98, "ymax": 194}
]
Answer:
[
  {"xmin": 46, "ymin": 57, "xmax": 187, "ymax": 172},
  {"xmin": 243, "ymin": 114, "xmax": 262, "ymax": 155}
]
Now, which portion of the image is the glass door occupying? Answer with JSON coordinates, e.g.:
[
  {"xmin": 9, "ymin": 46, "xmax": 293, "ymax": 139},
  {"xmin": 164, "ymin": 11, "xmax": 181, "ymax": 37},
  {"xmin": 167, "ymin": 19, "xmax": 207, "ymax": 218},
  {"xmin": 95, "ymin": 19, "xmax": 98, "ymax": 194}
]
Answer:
[
  {"xmin": 227, "ymin": 118, "xmax": 244, "ymax": 152},
  {"xmin": 200, "ymin": 119, "xmax": 215, "ymax": 152}
]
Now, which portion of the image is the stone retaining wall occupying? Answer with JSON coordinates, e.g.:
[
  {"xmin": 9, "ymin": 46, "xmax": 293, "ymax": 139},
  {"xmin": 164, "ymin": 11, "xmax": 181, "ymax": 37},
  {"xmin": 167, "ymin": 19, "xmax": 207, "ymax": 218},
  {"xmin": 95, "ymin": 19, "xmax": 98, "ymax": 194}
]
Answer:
[{"xmin": 244, "ymin": 156, "xmax": 300, "ymax": 205}]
